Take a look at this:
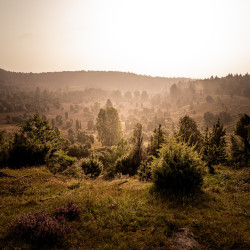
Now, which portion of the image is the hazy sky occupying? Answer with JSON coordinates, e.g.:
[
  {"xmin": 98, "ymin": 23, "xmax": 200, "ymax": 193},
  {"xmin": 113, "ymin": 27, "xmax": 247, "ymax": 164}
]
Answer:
[{"xmin": 0, "ymin": 0, "xmax": 250, "ymax": 78}]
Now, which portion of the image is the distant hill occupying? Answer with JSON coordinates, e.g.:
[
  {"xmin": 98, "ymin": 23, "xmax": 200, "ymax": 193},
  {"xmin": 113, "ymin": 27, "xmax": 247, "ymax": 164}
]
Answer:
[{"xmin": 0, "ymin": 68, "xmax": 190, "ymax": 92}]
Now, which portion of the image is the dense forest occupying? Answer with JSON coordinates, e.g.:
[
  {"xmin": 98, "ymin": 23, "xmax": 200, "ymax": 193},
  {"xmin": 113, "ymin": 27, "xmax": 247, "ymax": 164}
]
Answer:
[{"xmin": 0, "ymin": 69, "xmax": 249, "ymax": 249}]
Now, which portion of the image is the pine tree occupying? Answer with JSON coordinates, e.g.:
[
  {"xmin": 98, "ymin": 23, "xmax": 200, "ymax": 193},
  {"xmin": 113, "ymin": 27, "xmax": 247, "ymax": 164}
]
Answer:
[
  {"xmin": 231, "ymin": 114, "xmax": 250, "ymax": 166},
  {"xmin": 178, "ymin": 115, "xmax": 203, "ymax": 150},
  {"xmin": 147, "ymin": 124, "xmax": 166, "ymax": 157},
  {"xmin": 202, "ymin": 120, "xmax": 227, "ymax": 168},
  {"xmin": 209, "ymin": 119, "xmax": 227, "ymax": 164},
  {"xmin": 129, "ymin": 123, "xmax": 144, "ymax": 175},
  {"xmin": 202, "ymin": 127, "xmax": 215, "ymax": 173},
  {"xmin": 96, "ymin": 107, "xmax": 122, "ymax": 146}
]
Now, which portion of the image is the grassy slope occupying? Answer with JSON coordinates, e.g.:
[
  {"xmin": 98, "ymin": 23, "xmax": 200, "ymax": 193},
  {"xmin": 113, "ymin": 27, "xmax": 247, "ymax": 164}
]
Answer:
[{"xmin": 0, "ymin": 166, "xmax": 249, "ymax": 249}]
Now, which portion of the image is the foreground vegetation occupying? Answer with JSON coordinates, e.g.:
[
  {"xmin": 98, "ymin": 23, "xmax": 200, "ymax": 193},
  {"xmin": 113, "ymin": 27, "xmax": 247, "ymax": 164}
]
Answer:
[{"xmin": 0, "ymin": 165, "xmax": 249, "ymax": 249}]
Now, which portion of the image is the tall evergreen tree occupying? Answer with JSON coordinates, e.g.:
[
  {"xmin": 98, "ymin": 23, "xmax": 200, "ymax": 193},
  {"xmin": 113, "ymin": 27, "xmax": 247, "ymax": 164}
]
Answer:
[
  {"xmin": 231, "ymin": 114, "xmax": 250, "ymax": 166},
  {"xmin": 147, "ymin": 124, "xmax": 166, "ymax": 157},
  {"xmin": 177, "ymin": 115, "xmax": 203, "ymax": 150},
  {"xmin": 202, "ymin": 120, "xmax": 227, "ymax": 172},
  {"xmin": 96, "ymin": 107, "xmax": 122, "ymax": 146},
  {"xmin": 209, "ymin": 119, "xmax": 227, "ymax": 164},
  {"xmin": 130, "ymin": 123, "xmax": 144, "ymax": 175}
]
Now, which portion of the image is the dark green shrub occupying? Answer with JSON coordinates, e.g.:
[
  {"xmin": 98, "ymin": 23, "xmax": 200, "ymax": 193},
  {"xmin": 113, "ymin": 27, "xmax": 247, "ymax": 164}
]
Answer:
[
  {"xmin": 230, "ymin": 114, "xmax": 250, "ymax": 167},
  {"xmin": 0, "ymin": 130, "xmax": 10, "ymax": 168},
  {"xmin": 115, "ymin": 154, "xmax": 131, "ymax": 175},
  {"xmin": 67, "ymin": 143, "xmax": 90, "ymax": 158},
  {"xmin": 138, "ymin": 158, "xmax": 153, "ymax": 181},
  {"xmin": 151, "ymin": 139, "xmax": 204, "ymax": 196},
  {"xmin": 80, "ymin": 157, "xmax": 103, "ymax": 178},
  {"xmin": 47, "ymin": 151, "xmax": 77, "ymax": 173},
  {"xmin": 99, "ymin": 139, "xmax": 130, "ymax": 179},
  {"xmin": 8, "ymin": 114, "xmax": 64, "ymax": 168},
  {"xmin": 177, "ymin": 115, "xmax": 203, "ymax": 151}
]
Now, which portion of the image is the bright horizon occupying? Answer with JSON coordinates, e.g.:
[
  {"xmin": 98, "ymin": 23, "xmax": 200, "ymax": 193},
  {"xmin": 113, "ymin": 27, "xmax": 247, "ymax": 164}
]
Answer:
[{"xmin": 0, "ymin": 0, "xmax": 250, "ymax": 78}]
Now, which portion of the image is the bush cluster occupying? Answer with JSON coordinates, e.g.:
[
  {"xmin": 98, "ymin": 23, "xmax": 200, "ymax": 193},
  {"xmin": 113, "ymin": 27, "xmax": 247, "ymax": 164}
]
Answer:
[
  {"xmin": 137, "ymin": 156, "xmax": 154, "ymax": 181},
  {"xmin": 46, "ymin": 150, "xmax": 77, "ymax": 173},
  {"xmin": 151, "ymin": 139, "xmax": 204, "ymax": 196},
  {"xmin": 80, "ymin": 157, "xmax": 103, "ymax": 178}
]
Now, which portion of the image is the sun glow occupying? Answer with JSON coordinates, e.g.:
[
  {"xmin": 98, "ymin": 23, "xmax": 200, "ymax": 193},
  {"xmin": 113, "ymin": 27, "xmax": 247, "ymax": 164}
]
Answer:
[{"xmin": 0, "ymin": 0, "xmax": 250, "ymax": 77}]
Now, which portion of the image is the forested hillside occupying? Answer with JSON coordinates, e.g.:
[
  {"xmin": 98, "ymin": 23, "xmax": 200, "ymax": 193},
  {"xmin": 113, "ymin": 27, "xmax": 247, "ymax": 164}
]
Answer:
[{"xmin": 0, "ymin": 68, "xmax": 189, "ymax": 92}]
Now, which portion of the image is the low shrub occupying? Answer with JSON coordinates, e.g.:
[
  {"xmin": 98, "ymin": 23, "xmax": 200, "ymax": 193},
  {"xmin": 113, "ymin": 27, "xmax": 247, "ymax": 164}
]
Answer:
[
  {"xmin": 8, "ymin": 211, "xmax": 69, "ymax": 246},
  {"xmin": 61, "ymin": 163, "xmax": 84, "ymax": 178},
  {"xmin": 138, "ymin": 156, "xmax": 154, "ymax": 181},
  {"xmin": 151, "ymin": 139, "xmax": 204, "ymax": 196},
  {"xmin": 46, "ymin": 150, "xmax": 77, "ymax": 173},
  {"xmin": 115, "ymin": 154, "xmax": 131, "ymax": 175},
  {"xmin": 67, "ymin": 143, "xmax": 90, "ymax": 159},
  {"xmin": 53, "ymin": 201, "xmax": 82, "ymax": 222},
  {"xmin": 80, "ymin": 157, "xmax": 103, "ymax": 178}
]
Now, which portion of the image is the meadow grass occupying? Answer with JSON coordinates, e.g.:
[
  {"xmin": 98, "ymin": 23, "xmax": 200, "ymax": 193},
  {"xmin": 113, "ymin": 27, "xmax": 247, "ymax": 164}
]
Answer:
[{"xmin": 0, "ymin": 165, "xmax": 249, "ymax": 249}]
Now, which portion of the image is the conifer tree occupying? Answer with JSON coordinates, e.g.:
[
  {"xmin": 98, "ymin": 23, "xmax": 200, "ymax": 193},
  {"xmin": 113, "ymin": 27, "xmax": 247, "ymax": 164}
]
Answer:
[
  {"xmin": 209, "ymin": 119, "xmax": 227, "ymax": 164},
  {"xmin": 202, "ymin": 120, "xmax": 227, "ymax": 169},
  {"xmin": 231, "ymin": 114, "xmax": 250, "ymax": 166},
  {"xmin": 96, "ymin": 107, "xmax": 122, "ymax": 146},
  {"xmin": 147, "ymin": 124, "xmax": 166, "ymax": 157},
  {"xmin": 178, "ymin": 115, "xmax": 203, "ymax": 150},
  {"xmin": 130, "ymin": 123, "xmax": 144, "ymax": 175}
]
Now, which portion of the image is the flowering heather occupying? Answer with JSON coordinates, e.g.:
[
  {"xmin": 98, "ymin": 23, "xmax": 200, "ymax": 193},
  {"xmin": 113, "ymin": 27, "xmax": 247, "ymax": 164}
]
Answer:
[
  {"xmin": 53, "ymin": 201, "xmax": 82, "ymax": 221},
  {"xmin": 8, "ymin": 211, "xmax": 69, "ymax": 246}
]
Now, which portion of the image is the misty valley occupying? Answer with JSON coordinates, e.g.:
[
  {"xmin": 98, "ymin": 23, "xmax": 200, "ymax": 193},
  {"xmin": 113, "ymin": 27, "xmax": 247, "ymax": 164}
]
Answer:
[{"xmin": 0, "ymin": 69, "xmax": 249, "ymax": 249}]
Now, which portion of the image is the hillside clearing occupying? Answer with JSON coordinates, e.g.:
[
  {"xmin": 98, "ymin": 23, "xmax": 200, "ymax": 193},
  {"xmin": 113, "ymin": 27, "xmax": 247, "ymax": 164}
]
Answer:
[{"xmin": 0, "ymin": 166, "xmax": 249, "ymax": 249}]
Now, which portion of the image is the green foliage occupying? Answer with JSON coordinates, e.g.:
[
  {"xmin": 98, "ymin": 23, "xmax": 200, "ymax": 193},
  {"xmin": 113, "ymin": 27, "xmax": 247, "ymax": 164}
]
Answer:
[
  {"xmin": 47, "ymin": 150, "xmax": 77, "ymax": 173},
  {"xmin": 8, "ymin": 114, "xmax": 64, "ymax": 168},
  {"xmin": 230, "ymin": 135, "xmax": 244, "ymax": 166},
  {"xmin": 96, "ymin": 107, "xmax": 123, "ymax": 146},
  {"xmin": 209, "ymin": 119, "xmax": 227, "ymax": 163},
  {"xmin": 68, "ymin": 128, "xmax": 76, "ymax": 144},
  {"xmin": 231, "ymin": 114, "xmax": 250, "ymax": 167},
  {"xmin": 0, "ymin": 130, "xmax": 10, "ymax": 168},
  {"xmin": 129, "ymin": 123, "xmax": 144, "ymax": 175},
  {"xmin": 99, "ymin": 139, "xmax": 130, "ymax": 179},
  {"xmin": 177, "ymin": 115, "xmax": 203, "ymax": 150},
  {"xmin": 76, "ymin": 130, "xmax": 94, "ymax": 144},
  {"xmin": 202, "ymin": 128, "xmax": 215, "ymax": 174},
  {"xmin": 114, "ymin": 124, "xmax": 145, "ymax": 176},
  {"xmin": 67, "ymin": 143, "xmax": 90, "ymax": 159},
  {"xmin": 115, "ymin": 154, "xmax": 131, "ymax": 175},
  {"xmin": 151, "ymin": 139, "xmax": 204, "ymax": 196},
  {"xmin": 138, "ymin": 156, "xmax": 154, "ymax": 181},
  {"xmin": 202, "ymin": 120, "xmax": 227, "ymax": 168},
  {"xmin": 80, "ymin": 157, "xmax": 103, "ymax": 178},
  {"xmin": 147, "ymin": 124, "xmax": 166, "ymax": 157}
]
